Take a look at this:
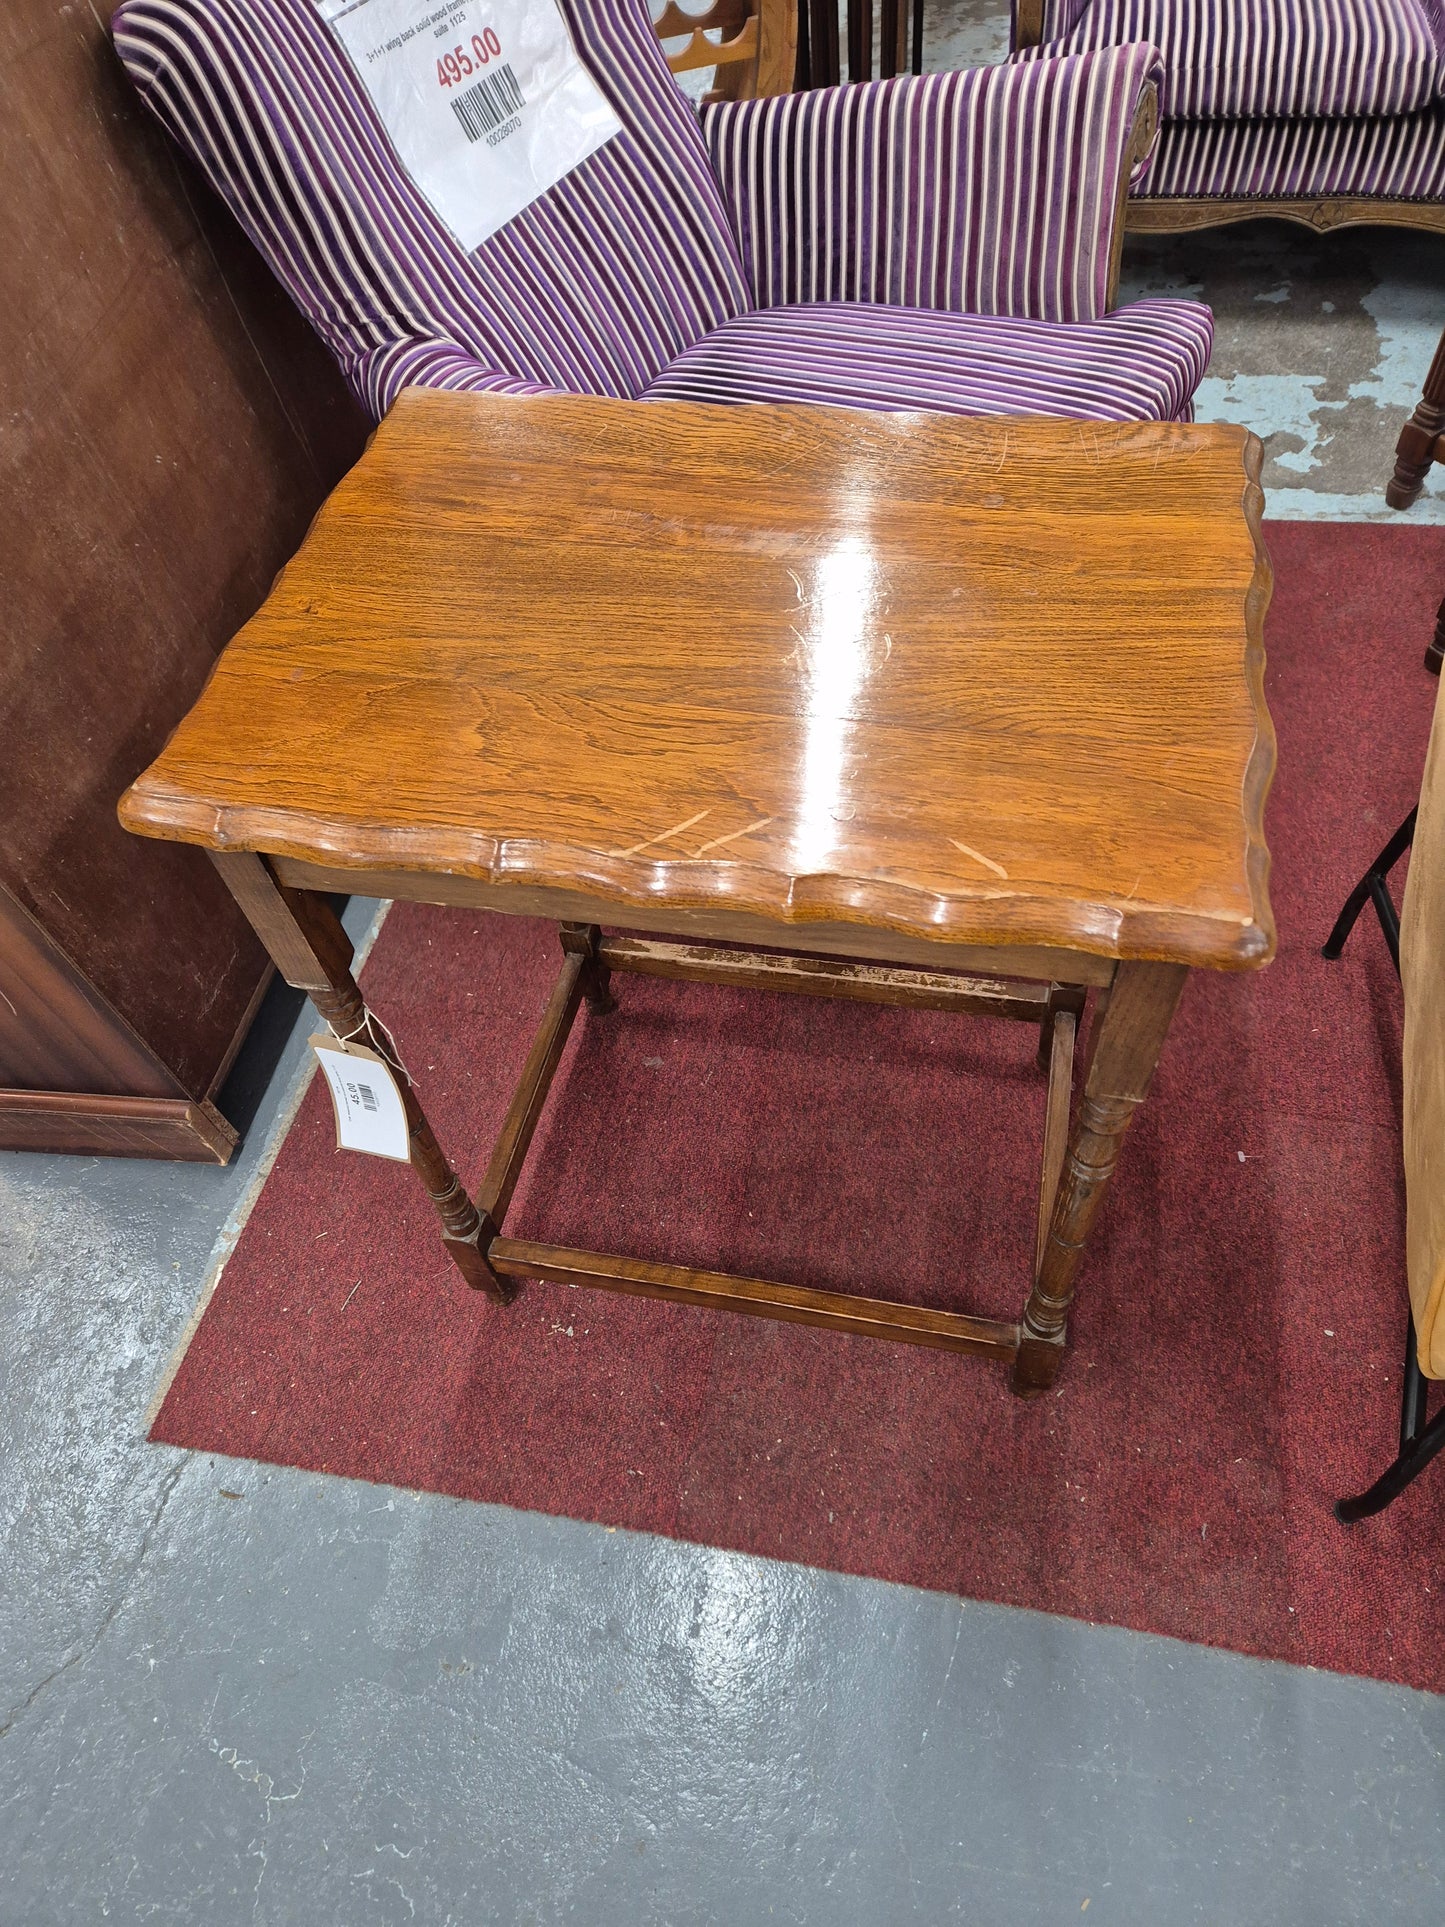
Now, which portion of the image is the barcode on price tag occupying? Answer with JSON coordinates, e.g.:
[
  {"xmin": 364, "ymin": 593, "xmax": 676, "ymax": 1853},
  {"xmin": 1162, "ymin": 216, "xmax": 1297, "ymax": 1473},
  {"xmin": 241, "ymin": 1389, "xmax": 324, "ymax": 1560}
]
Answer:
[
  {"xmin": 310, "ymin": 1035, "xmax": 413, "ymax": 1161},
  {"xmin": 316, "ymin": 0, "xmax": 622, "ymax": 251},
  {"xmin": 451, "ymin": 63, "xmax": 525, "ymax": 140}
]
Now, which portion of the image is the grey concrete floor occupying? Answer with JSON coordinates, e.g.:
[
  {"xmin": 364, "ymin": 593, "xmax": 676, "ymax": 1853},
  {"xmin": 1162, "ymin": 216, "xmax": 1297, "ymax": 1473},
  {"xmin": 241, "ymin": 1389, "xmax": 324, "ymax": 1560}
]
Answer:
[{"xmin": 9, "ymin": 14, "xmax": 1445, "ymax": 1919}]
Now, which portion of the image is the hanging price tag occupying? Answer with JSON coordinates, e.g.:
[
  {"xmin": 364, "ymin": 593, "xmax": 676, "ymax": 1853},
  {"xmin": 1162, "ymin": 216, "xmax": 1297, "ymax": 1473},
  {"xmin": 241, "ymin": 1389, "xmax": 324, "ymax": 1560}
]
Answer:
[
  {"xmin": 316, "ymin": 0, "xmax": 622, "ymax": 251},
  {"xmin": 310, "ymin": 1035, "xmax": 413, "ymax": 1161}
]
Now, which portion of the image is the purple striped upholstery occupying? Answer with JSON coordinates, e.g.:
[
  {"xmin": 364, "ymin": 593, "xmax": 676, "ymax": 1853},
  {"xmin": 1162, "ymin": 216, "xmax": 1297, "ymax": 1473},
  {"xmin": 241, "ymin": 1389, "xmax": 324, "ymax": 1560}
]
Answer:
[
  {"xmin": 1016, "ymin": 0, "xmax": 1445, "ymax": 214},
  {"xmin": 1026, "ymin": 0, "xmax": 1445, "ymax": 120},
  {"xmin": 353, "ymin": 340, "xmax": 559, "ymax": 417},
  {"xmin": 113, "ymin": 0, "xmax": 750, "ymax": 398},
  {"xmin": 642, "ymin": 299, "xmax": 1211, "ymax": 420},
  {"xmin": 701, "ymin": 47, "xmax": 1162, "ymax": 324},
  {"xmin": 1145, "ymin": 99, "xmax": 1445, "ymax": 196},
  {"xmin": 114, "ymin": 0, "xmax": 1211, "ymax": 425}
]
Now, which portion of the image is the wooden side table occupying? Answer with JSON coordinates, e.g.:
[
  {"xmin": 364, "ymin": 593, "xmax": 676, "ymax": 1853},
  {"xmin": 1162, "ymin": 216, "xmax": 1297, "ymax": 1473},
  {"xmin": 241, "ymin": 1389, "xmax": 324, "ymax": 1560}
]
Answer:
[{"xmin": 119, "ymin": 391, "xmax": 1275, "ymax": 1395}]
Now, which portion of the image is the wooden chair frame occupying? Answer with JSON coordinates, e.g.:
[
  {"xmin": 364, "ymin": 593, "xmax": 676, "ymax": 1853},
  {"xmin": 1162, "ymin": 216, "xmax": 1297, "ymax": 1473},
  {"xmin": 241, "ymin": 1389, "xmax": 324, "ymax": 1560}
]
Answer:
[{"xmin": 655, "ymin": 0, "xmax": 797, "ymax": 102}]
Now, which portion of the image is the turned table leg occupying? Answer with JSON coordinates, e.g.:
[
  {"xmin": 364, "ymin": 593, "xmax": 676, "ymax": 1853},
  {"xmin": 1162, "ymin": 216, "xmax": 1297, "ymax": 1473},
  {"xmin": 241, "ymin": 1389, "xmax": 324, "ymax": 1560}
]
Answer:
[
  {"xmin": 210, "ymin": 851, "xmax": 517, "ymax": 1303},
  {"xmin": 1388, "ymin": 326, "xmax": 1445, "ymax": 510},
  {"xmin": 1012, "ymin": 960, "xmax": 1188, "ymax": 1396}
]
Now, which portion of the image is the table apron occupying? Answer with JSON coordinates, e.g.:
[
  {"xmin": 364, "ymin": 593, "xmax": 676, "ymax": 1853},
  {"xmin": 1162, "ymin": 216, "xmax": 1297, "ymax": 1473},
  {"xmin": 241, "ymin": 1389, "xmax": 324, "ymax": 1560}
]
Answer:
[{"xmin": 268, "ymin": 857, "xmax": 1119, "ymax": 988}]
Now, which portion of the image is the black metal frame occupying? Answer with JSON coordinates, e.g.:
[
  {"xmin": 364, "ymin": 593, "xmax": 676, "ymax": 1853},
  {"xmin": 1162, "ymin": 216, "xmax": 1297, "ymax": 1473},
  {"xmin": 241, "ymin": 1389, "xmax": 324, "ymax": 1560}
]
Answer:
[
  {"xmin": 1322, "ymin": 805, "xmax": 1445, "ymax": 1521},
  {"xmin": 1321, "ymin": 806, "xmax": 1415, "ymax": 971}
]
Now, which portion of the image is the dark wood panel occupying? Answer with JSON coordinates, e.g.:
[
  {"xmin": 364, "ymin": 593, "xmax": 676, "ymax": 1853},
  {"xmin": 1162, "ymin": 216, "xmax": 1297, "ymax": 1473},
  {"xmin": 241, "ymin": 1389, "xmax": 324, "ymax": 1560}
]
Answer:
[
  {"xmin": 0, "ymin": 881, "xmax": 180, "ymax": 1097},
  {"xmin": 0, "ymin": 1, "xmax": 368, "ymax": 1100}
]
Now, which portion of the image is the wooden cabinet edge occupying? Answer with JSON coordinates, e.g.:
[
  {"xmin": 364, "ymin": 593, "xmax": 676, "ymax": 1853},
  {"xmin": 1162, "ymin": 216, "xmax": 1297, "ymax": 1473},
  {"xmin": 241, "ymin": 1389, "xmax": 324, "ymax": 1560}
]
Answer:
[{"xmin": 0, "ymin": 1091, "xmax": 238, "ymax": 1163}]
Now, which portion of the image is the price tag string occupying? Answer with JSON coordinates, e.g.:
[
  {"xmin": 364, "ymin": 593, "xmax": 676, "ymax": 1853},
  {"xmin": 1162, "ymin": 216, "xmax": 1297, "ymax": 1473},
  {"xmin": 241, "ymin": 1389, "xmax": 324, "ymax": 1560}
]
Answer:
[{"xmin": 328, "ymin": 1005, "xmax": 415, "ymax": 1088}]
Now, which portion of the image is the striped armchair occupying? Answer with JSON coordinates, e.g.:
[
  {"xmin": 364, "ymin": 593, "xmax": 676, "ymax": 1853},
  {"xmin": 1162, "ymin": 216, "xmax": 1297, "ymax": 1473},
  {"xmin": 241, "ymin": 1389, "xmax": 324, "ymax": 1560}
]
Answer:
[
  {"xmin": 111, "ymin": 0, "xmax": 1212, "ymax": 425},
  {"xmin": 1015, "ymin": 0, "xmax": 1445, "ymax": 233}
]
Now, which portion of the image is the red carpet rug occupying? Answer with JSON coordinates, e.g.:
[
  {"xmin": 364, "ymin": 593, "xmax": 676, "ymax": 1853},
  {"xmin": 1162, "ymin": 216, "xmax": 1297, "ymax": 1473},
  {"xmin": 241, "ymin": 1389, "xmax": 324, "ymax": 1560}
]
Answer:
[{"xmin": 154, "ymin": 520, "xmax": 1445, "ymax": 1692}]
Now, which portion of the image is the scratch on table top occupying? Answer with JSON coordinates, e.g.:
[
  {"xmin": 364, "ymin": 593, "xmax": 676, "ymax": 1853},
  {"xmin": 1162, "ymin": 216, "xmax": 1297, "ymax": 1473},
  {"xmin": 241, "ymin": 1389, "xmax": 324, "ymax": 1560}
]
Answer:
[
  {"xmin": 694, "ymin": 816, "xmax": 774, "ymax": 858},
  {"xmin": 610, "ymin": 809, "xmax": 711, "ymax": 859},
  {"xmin": 948, "ymin": 837, "xmax": 1009, "ymax": 880}
]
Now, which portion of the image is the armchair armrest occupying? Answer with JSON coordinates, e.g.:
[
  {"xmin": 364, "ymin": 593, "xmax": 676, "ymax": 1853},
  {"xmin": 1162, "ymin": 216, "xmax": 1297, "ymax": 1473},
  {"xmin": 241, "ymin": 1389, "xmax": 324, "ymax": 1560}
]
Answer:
[
  {"xmin": 351, "ymin": 339, "xmax": 560, "ymax": 419},
  {"xmin": 701, "ymin": 45, "xmax": 1162, "ymax": 324}
]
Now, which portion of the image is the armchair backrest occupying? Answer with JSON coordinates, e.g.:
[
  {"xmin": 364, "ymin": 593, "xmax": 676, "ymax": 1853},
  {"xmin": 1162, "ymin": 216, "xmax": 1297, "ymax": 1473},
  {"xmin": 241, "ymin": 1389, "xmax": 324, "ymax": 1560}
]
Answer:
[{"xmin": 112, "ymin": 0, "xmax": 752, "ymax": 408}]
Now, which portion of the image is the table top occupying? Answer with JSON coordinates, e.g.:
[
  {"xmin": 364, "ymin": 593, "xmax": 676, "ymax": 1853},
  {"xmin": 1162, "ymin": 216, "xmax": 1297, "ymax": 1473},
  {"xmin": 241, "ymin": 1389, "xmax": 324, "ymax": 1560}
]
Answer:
[{"xmin": 120, "ymin": 389, "xmax": 1275, "ymax": 970}]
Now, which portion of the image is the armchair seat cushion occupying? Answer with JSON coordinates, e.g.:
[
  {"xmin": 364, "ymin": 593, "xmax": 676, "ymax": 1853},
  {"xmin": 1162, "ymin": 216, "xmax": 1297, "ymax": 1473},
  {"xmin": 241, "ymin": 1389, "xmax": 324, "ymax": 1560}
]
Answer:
[
  {"xmin": 1033, "ymin": 0, "xmax": 1445, "ymax": 120},
  {"xmin": 641, "ymin": 300, "xmax": 1213, "ymax": 424}
]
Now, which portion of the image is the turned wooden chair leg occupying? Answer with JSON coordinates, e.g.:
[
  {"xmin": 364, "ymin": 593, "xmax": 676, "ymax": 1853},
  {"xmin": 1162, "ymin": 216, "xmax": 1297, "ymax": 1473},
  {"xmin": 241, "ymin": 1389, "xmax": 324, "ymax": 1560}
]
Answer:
[
  {"xmin": 1013, "ymin": 960, "xmax": 1189, "ymax": 1396},
  {"xmin": 210, "ymin": 850, "xmax": 517, "ymax": 1302},
  {"xmin": 1388, "ymin": 327, "xmax": 1445, "ymax": 510}
]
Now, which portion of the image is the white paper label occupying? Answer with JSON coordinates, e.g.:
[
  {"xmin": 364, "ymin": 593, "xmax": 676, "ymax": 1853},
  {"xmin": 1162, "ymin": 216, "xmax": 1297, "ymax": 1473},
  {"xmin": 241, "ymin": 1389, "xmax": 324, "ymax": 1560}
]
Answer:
[
  {"xmin": 311, "ymin": 1037, "xmax": 413, "ymax": 1161},
  {"xmin": 318, "ymin": 0, "xmax": 622, "ymax": 250}
]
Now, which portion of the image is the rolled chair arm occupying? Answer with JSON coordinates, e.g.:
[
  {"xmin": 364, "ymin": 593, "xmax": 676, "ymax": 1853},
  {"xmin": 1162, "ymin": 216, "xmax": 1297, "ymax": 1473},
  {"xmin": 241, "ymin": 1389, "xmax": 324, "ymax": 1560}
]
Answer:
[
  {"xmin": 702, "ymin": 44, "xmax": 1163, "ymax": 325},
  {"xmin": 352, "ymin": 340, "xmax": 560, "ymax": 419}
]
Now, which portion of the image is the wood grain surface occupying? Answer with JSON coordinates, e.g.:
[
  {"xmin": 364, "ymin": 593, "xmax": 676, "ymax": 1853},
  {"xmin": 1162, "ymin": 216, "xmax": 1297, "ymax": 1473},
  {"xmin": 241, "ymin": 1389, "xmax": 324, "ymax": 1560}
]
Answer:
[{"xmin": 120, "ymin": 390, "xmax": 1276, "ymax": 971}]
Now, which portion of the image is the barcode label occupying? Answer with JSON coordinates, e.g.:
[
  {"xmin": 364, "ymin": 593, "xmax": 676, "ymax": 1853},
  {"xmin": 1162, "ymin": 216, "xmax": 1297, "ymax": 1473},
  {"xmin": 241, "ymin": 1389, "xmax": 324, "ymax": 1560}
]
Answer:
[
  {"xmin": 319, "ymin": 0, "xmax": 621, "ymax": 251},
  {"xmin": 311, "ymin": 1035, "xmax": 412, "ymax": 1161},
  {"xmin": 451, "ymin": 65, "xmax": 525, "ymax": 143}
]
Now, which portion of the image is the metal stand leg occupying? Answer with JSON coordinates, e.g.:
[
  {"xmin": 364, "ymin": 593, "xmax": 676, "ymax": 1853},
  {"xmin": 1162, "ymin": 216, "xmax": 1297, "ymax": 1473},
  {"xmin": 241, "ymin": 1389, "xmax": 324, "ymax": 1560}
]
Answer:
[
  {"xmin": 1336, "ymin": 1312, "xmax": 1445, "ymax": 1521},
  {"xmin": 1321, "ymin": 808, "xmax": 1417, "ymax": 963}
]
